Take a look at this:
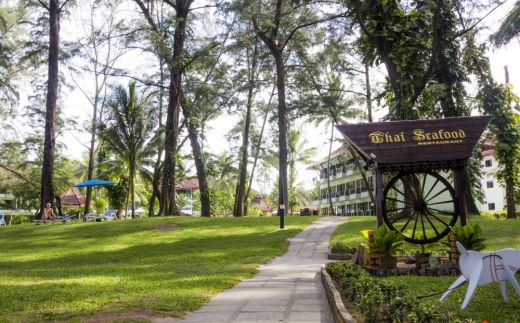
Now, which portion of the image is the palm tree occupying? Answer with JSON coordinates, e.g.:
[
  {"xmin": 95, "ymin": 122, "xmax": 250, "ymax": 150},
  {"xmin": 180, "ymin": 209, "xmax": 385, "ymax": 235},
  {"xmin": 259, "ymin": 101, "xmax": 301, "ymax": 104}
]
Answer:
[
  {"xmin": 304, "ymin": 73, "xmax": 366, "ymax": 215},
  {"xmin": 492, "ymin": 2, "xmax": 520, "ymax": 47},
  {"xmin": 99, "ymin": 82, "xmax": 162, "ymax": 218},
  {"xmin": 209, "ymin": 150, "xmax": 238, "ymax": 193}
]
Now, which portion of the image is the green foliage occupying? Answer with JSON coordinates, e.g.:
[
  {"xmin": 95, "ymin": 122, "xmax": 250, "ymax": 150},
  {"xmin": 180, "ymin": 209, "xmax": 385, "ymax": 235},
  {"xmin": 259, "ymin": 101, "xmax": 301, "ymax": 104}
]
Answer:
[
  {"xmin": 0, "ymin": 216, "xmax": 317, "ymax": 323},
  {"xmin": 329, "ymin": 241, "xmax": 356, "ymax": 254},
  {"xmin": 331, "ymin": 217, "xmax": 520, "ymax": 322},
  {"xmin": 327, "ymin": 262, "xmax": 439, "ymax": 323},
  {"xmin": 404, "ymin": 230, "xmax": 440, "ymax": 254},
  {"xmin": 99, "ymin": 82, "xmax": 162, "ymax": 218},
  {"xmin": 368, "ymin": 223, "xmax": 405, "ymax": 257},
  {"xmin": 450, "ymin": 223, "xmax": 486, "ymax": 251},
  {"xmin": 480, "ymin": 210, "xmax": 507, "ymax": 219},
  {"xmin": 473, "ymin": 42, "xmax": 520, "ymax": 218},
  {"xmin": 105, "ymin": 178, "xmax": 128, "ymax": 218},
  {"xmin": 247, "ymin": 205, "xmax": 263, "ymax": 217},
  {"xmin": 491, "ymin": 2, "xmax": 520, "ymax": 47},
  {"xmin": 207, "ymin": 188, "xmax": 234, "ymax": 216},
  {"xmin": 93, "ymin": 198, "xmax": 107, "ymax": 215}
]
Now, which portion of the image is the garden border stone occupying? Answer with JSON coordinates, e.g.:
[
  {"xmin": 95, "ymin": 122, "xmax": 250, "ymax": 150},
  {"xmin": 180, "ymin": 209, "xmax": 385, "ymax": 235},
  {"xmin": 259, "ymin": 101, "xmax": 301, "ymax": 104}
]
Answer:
[{"xmin": 321, "ymin": 265, "xmax": 356, "ymax": 323}]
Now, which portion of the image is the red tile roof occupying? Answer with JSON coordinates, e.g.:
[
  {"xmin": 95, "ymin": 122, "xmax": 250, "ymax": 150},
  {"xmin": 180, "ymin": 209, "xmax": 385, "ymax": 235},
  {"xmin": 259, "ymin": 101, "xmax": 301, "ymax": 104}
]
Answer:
[
  {"xmin": 61, "ymin": 187, "xmax": 86, "ymax": 206},
  {"xmin": 175, "ymin": 179, "xmax": 200, "ymax": 191}
]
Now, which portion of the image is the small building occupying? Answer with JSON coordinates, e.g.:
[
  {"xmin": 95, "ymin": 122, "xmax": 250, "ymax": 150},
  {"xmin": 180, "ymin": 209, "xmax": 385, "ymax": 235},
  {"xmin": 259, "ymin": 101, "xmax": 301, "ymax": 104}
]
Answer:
[
  {"xmin": 61, "ymin": 187, "xmax": 86, "ymax": 207},
  {"xmin": 307, "ymin": 146, "xmax": 375, "ymax": 216},
  {"xmin": 249, "ymin": 194, "xmax": 273, "ymax": 216},
  {"xmin": 477, "ymin": 139, "xmax": 519, "ymax": 212}
]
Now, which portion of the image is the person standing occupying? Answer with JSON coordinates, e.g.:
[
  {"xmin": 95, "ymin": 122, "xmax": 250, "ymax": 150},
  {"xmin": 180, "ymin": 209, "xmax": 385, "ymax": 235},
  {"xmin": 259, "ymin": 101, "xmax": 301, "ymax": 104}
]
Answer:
[{"xmin": 43, "ymin": 202, "xmax": 56, "ymax": 225}]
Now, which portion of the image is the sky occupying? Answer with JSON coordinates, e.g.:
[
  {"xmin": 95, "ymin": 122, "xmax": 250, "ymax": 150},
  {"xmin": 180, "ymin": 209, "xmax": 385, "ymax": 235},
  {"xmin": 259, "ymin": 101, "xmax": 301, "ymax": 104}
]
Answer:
[{"xmin": 55, "ymin": 0, "xmax": 520, "ymax": 192}]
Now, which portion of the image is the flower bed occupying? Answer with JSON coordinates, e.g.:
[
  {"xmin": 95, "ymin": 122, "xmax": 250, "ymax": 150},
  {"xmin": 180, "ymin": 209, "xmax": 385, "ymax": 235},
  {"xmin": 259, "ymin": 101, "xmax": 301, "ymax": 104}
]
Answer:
[{"xmin": 325, "ymin": 262, "xmax": 477, "ymax": 323}]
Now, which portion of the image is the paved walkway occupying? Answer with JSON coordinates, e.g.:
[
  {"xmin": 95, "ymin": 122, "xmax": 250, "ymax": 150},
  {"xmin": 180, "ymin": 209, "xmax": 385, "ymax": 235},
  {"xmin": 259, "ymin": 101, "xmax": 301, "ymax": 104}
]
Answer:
[{"xmin": 179, "ymin": 216, "xmax": 348, "ymax": 323}]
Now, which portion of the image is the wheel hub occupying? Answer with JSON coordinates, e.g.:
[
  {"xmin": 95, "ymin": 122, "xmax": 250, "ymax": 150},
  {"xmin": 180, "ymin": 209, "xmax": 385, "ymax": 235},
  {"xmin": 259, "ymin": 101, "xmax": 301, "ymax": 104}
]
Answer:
[{"xmin": 414, "ymin": 200, "xmax": 427, "ymax": 211}]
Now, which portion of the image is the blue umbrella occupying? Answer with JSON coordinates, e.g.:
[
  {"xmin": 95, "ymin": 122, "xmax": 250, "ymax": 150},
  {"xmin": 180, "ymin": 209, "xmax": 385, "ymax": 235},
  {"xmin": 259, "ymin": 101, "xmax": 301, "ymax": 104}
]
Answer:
[{"xmin": 74, "ymin": 179, "xmax": 115, "ymax": 187}]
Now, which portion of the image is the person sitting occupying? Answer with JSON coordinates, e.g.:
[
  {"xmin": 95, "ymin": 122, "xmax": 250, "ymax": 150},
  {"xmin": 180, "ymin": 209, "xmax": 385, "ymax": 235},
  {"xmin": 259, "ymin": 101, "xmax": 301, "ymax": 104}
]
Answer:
[{"xmin": 43, "ymin": 202, "xmax": 56, "ymax": 225}]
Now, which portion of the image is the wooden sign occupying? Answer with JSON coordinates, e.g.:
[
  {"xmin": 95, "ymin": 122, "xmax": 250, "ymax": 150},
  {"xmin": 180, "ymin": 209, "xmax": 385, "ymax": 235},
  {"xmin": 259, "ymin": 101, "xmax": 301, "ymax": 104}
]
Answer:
[{"xmin": 335, "ymin": 116, "xmax": 492, "ymax": 165}]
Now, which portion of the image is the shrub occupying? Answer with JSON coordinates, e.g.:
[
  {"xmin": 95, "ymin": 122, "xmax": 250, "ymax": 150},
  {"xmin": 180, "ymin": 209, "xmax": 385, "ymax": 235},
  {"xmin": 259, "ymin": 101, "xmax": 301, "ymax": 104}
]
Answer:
[
  {"xmin": 329, "ymin": 241, "xmax": 356, "ymax": 254},
  {"xmin": 326, "ymin": 262, "xmax": 447, "ymax": 323},
  {"xmin": 480, "ymin": 210, "xmax": 506, "ymax": 219},
  {"xmin": 93, "ymin": 198, "xmax": 107, "ymax": 215},
  {"xmin": 369, "ymin": 224, "xmax": 405, "ymax": 257},
  {"xmin": 450, "ymin": 222, "xmax": 486, "ymax": 251}
]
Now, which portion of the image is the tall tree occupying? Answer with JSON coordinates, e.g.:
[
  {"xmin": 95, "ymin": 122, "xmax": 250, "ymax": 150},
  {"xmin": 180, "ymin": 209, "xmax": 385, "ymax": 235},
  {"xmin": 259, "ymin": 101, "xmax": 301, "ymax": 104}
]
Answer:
[
  {"xmin": 301, "ymin": 73, "xmax": 366, "ymax": 214},
  {"xmin": 28, "ymin": 0, "xmax": 72, "ymax": 219},
  {"xmin": 99, "ymin": 82, "xmax": 162, "ymax": 219},
  {"xmin": 132, "ymin": 0, "xmax": 190, "ymax": 216},
  {"xmin": 68, "ymin": 0, "xmax": 128, "ymax": 216},
  {"xmin": 467, "ymin": 33, "xmax": 520, "ymax": 219},
  {"xmin": 251, "ymin": 0, "xmax": 341, "ymax": 226},
  {"xmin": 132, "ymin": 0, "xmax": 222, "ymax": 217},
  {"xmin": 223, "ymin": 1, "xmax": 274, "ymax": 217}
]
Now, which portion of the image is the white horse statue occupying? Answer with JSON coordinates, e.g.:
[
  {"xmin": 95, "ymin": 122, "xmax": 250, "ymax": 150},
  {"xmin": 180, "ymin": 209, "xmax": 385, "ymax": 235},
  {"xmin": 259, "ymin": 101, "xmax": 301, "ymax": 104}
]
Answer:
[{"xmin": 440, "ymin": 241, "xmax": 520, "ymax": 309}]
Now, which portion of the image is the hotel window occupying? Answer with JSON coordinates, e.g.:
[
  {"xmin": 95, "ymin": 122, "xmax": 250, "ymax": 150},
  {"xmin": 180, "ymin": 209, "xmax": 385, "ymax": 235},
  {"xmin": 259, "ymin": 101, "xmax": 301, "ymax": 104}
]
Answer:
[
  {"xmin": 487, "ymin": 181, "xmax": 494, "ymax": 188},
  {"xmin": 485, "ymin": 159, "xmax": 492, "ymax": 167},
  {"xmin": 488, "ymin": 203, "xmax": 495, "ymax": 211}
]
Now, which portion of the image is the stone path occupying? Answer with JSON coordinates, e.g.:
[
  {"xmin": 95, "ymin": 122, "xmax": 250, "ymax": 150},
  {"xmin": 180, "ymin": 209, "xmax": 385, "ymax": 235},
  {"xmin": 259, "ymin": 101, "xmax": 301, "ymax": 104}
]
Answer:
[{"xmin": 178, "ymin": 216, "xmax": 348, "ymax": 323}]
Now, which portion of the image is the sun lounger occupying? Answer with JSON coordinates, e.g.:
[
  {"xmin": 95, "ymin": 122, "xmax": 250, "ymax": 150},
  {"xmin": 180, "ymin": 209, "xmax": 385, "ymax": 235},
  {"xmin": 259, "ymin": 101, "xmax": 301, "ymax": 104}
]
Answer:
[{"xmin": 34, "ymin": 213, "xmax": 77, "ymax": 225}]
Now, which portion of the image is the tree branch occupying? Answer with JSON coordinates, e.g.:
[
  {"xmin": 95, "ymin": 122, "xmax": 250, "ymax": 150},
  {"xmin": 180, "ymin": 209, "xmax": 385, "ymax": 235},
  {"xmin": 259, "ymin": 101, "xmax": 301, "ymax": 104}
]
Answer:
[
  {"xmin": 409, "ymin": 0, "xmax": 442, "ymax": 108},
  {"xmin": 0, "ymin": 164, "xmax": 38, "ymax": 187},
  {"xmin": 451, "ymin": 1, "xmax": 506, "ymax": 41},
  {"xmin": 37, "ymin": 0, "xmax": 49, "ymax": 11},
  {"xmin": 59, "ymin": 0, "xmax": 71, "ymax": 12},
  {"xmin": 355, "ymin": 0, "xmax": 374, "ymax": 40},
  {"xmin": 281, "ymin": 13, "xmax": 345, "ymax": 52},
  {"xmin": 133, "ymin": 0, "xmax": 161, "ymax": 34},
  {"xmin": 163, "ymin": 0, "xmax": 177, "ymax": 10}
]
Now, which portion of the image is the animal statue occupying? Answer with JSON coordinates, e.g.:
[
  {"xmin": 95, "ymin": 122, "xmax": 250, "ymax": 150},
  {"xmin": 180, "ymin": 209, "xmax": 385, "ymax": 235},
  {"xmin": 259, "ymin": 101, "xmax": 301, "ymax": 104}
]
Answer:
[{"xmin": 440, "ymin": 242, "xmax": 520, "ymax": 309}]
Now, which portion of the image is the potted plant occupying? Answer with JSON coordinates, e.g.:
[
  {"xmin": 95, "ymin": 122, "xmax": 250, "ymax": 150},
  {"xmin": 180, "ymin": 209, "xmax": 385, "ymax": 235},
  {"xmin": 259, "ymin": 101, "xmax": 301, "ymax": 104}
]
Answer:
[
  {"xmin": 368, "ymin": 224, "xmax": 405, "ymax": 269},
  {"xmin": 449, "ymin": 222, "xmax": 486, "ymax": 264},
  {"xmin": 450, "ymin": 223, "xmax": 486, "ymax": 251}
]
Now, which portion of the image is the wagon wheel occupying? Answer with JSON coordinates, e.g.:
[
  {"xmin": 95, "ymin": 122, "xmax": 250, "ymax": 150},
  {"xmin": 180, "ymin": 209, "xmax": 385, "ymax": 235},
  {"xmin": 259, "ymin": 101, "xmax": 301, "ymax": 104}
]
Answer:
[{"xmin": 382, "ymin": 171, "xmax": 458, "ymax": 244}]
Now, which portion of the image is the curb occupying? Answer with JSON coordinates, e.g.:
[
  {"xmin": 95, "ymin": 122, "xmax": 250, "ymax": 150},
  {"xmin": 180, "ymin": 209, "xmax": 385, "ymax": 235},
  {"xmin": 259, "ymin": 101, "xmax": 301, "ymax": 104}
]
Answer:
[{"xmin": 321, "ymin": 265, "xmax": 357, "ymax": 323}]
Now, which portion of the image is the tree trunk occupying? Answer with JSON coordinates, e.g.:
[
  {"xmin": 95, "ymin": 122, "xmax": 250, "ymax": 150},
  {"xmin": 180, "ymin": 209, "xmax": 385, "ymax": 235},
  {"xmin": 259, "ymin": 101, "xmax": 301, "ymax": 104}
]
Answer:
[
  {"xmin": 85, "ymin": 92, "xmax": 98, "ymax": 216},
  {"xmin": 326, "ymin": 125, "xmax": 335, "ymax": 215},
  {"xmin": 149, "ymin": 58, "xmax": 165, "ymax": 217},
  {"xmin": 159, "ymin": 3, "xmax": 190, "ymax": 216},
  {"xmin": 273, "ymin": 51, "xmax": 289, "ymax": 223},
  {"xmin": 506, "ymin": 176, "xmax": 517, "ymax": 218},
  {"xmin": 185, "ymin": 122, "xmax": 211, "ymax": 216},
  {"xmin": 234, "ymin": 39, "xmax": 259, "ymax": 217},
  {"xmin": 245, "ymin": 86, "xmax": 275, "ymax": 216},
  {"xmin": 55, "ymin": 195, "xmax": 62, "ymax": 216},
  {"xmin": 365, "ymin": 64, "xmax": 373, "ymax": 123},
  {"xmin": 39, "ymin": 0, "xmax": 61, "ymax": 220},
  {"xmin": 130, "ymin": 165, "xmax": 135, "ymax": 219}
]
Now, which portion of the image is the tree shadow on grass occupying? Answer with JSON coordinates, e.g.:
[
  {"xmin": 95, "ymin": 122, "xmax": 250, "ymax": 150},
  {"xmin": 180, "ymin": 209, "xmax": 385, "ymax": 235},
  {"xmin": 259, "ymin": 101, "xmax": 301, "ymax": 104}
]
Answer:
[{"xmin": 0, "ymin": 216, "xmax": 315, "ymax": 323}]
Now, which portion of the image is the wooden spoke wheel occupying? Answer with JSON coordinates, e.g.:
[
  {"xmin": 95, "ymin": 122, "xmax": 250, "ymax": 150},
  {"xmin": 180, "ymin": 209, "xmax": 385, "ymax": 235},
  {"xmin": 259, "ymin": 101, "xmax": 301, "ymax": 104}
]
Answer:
[{"xmin": 382, "ymin": 171, "xmax": 458, "ymax": 244}]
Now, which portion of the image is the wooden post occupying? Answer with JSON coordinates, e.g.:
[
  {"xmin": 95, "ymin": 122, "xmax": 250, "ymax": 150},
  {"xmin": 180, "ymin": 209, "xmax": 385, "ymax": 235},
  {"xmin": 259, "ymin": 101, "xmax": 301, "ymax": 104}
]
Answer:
[
  {"xmin": 454, "ymin": 167, "xmax": 466, "ymax": 226},
  {"xmin": 375, "ymin": 169, "xmax": 384, "ymax": 226}
]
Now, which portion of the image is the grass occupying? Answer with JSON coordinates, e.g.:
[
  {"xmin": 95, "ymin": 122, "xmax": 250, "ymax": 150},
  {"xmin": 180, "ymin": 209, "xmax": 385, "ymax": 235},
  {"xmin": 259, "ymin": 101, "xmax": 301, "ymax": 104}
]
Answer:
[
  {"xmin": 0, "ymin": 216, "xmax": 318, "ymax": 323},
  {"xmin": 331, "ymin": 216, "xmax": 520, "ymax": 323}
]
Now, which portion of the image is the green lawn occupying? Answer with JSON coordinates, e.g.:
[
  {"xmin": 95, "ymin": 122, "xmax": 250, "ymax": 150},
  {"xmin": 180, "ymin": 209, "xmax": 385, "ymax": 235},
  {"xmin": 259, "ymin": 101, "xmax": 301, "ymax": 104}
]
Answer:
[
  {"xmin": 331, "ymin": 216, "xmax": 520, "ymax": 323},
  {"xmin": 0, "ymin": 216, "xmax": 317, "ymax": 323},
  {"xmin": 331, "ymin": 216, "xmax": 520, "ymax": 252}
]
